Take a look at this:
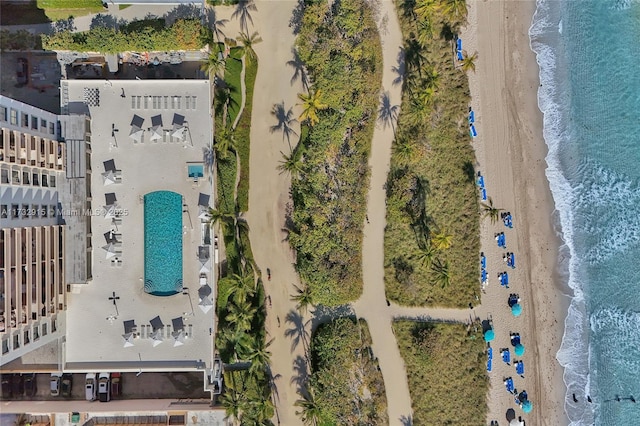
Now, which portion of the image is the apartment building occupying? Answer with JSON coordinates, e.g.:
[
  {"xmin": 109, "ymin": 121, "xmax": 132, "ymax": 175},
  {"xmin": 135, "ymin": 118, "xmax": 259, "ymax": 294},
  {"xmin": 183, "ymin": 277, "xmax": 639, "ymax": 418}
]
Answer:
[{"xmin": 0, "ymin": 96, "xmax": 67, "ymax": 365}]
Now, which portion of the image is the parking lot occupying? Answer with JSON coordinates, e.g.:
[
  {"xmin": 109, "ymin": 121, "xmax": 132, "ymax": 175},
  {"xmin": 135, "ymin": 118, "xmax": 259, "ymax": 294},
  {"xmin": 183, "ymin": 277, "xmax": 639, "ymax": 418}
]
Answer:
[{"xmin": 0, "ymin": 372, "xmax": 209, "ymax": 401}]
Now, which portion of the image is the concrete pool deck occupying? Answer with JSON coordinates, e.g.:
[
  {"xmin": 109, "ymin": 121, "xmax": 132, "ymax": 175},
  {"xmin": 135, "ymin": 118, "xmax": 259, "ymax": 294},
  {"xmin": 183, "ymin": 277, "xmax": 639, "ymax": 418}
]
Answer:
[{"xmin": 62, "ymin": 80, "xmax": 215, "ymax": 371}]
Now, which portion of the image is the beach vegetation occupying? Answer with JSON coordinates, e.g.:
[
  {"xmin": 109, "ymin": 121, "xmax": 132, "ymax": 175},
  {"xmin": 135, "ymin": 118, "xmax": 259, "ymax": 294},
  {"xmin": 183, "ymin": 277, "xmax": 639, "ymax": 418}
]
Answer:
[
  {"xmin": 287, "ymin": 0, "xmax": 382, "ymax": 305},
  {"xmin": 384, "ymin": 0, "xmax": 480, "ymax": 307},
  {"xmin": 303, "ymin": 317, "xmax": 388, "ymax": 425},
  {"xmin": 290, "ymin": 284, "xmax": 314, "ymax": 313},
  {"xmin": 42, "ymin": 18, "xmax": 209, "ymax": 53},
  {"xmin": 209, "ymin": 35, "xmax": 269, "ymax": 423},
  {"xmin": 393, "ymin": 320, "xmax": 488, "ymax": 424}
]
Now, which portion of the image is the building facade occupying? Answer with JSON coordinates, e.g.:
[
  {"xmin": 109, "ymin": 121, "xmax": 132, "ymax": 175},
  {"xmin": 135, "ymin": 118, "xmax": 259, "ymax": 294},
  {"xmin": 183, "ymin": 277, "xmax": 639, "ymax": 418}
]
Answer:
[{"xmin": 0, "ymin": 96, "xmax": 67, "ymax": 365}]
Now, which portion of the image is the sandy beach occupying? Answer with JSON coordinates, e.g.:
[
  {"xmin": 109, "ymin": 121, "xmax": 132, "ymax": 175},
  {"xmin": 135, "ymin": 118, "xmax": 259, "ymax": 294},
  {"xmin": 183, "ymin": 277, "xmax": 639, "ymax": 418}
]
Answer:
[{"xmin": 462, "ymin": 0, "xmax": 570, "ymax": 424}]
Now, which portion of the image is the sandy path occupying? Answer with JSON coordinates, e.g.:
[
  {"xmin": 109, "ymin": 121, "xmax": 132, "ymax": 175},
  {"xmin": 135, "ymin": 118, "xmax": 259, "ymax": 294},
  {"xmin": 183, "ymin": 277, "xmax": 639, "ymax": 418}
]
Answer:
[
  {"xmin": 243, "ymin": 1, "xmax": 307, "ymax": 424},
  {"xmin": 350, "ymin": 0, "xmax": 412, "ymax": 423},
  {"xmin": 462, "ymin": 0, "xmax": 569, "ymax": 424}
]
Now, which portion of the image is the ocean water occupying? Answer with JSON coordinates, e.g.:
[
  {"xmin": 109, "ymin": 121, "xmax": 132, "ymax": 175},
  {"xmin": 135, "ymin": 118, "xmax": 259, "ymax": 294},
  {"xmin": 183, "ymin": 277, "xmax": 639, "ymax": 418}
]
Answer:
[{"xmin": 530, "ymin": 0, "xmax": 640, "ymax": 424}]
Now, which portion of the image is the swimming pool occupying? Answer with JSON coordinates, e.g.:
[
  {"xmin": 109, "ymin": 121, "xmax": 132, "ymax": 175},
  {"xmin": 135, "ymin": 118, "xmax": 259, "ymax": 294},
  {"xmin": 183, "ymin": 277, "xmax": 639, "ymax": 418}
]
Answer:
[
  {"xmin": 144, "ymin": 191, "xmax": 183, "ymax": 296},
  {"xmin": 188, "ymin": 164, "xmax": 204, "ymax": 178}
]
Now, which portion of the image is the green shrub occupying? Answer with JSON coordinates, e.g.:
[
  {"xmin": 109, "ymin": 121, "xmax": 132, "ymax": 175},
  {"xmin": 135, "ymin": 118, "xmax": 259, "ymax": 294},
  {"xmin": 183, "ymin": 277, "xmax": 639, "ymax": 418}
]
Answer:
[
  {"xmin": 394, "ymin": 321, "xmax": 488, "ymax": 425},
  {"xmin": 310, "ymin": 318, "xmax": 388, "ymax": 425},
  {"xmin": 289, "ymin": 0, "xmax": 382, "ymax": 306},
  {"xmin": 42, "ymin": 18, "xmax": 209, "ymax": 53}
]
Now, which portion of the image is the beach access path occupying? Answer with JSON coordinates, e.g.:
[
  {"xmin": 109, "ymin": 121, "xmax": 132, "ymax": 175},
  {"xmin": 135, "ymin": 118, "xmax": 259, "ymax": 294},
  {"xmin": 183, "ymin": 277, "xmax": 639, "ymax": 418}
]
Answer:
[{"xmin": 462, "ymin": 0, "xmax": 569, "ymax": 424}]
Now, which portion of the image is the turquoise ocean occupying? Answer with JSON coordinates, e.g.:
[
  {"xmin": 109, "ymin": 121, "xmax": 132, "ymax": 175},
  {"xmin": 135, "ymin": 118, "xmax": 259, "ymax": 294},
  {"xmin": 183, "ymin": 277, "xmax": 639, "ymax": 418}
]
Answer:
[{"xmin": 530, "ymin": 0, "xmax": 640, "ymax": 424}]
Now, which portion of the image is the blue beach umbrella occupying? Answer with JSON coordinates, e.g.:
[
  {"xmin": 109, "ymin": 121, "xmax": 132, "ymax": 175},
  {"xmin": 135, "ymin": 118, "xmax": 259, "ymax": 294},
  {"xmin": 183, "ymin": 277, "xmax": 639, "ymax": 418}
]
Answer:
[
  {"xmin": 511, "ymin": 303, "xmax": 523, "ymax": 317},
  {"xmin": 514, "ymin": 343, "xmax": 525, "ymax": 356},
  {"xmin": 484, "ymin": 329, "xmax": 495, "ymax": 342},
  {"xmin": 521, "ymin": 400, "xmax": 533, "ymax": 413}
]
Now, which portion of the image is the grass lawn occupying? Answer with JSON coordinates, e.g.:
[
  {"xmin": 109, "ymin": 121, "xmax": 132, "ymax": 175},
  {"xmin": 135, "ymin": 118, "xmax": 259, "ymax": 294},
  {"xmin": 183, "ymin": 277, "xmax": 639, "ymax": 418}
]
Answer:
[
  {"xmin": 383, "ymin": 0, "xmax": 480, "ymax": 308},
  {"xmin": 224, "ymin": 47, "xmax": 243, "ymax": 126},
  {"xmin": 37, "ymin": 0, "xmax": 103, "ymax": 21},
  {"xmin": 310, "ymin": 317, "xmax": 388, "ymax": 425},
  {"xmin": 394, "ymin": 320, "xmax": 488, "ymax": 425},
  {"xmin": 234, "ymin": 55, "xmax": 257, "ymax": 212}
]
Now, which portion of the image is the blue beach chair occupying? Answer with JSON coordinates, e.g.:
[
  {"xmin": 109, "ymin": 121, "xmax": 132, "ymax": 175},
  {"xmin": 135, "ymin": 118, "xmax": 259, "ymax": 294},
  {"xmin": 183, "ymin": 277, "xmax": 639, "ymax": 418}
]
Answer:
[
  {"xmin": 481, "ymin": 254, "xmax": 487, "ymax": 268},
  {"xmin": 505, "ymin": 377, "xmax": 515, "ymax": 393},
  {"xmin": 482, "ymin": 188, "xmax": 487, "ymax": 201},
  {"xmin": 487, "ymin": 347, "xmax": 493, "ymax": 372},
  {"xmin": 502, "ymin": 348, "xmax": 511, "ymax": 365},
  {"xmin": 477, "ymin": 175, "xmax": 485, "ymax": 188},
  {"xmin": 470, "ymin": 124, "xmax": 477, "ymax": 137},
  {"xmin": 469, "ymin": 110, "xmax": 475, "ymax": 123},
  {"xmin": 516, "ymin": 360, "xmax": 525, "ymax": 376},
  {"xmin": 457, "ymin": 38, "xmax": 462, "ymax": 51}
]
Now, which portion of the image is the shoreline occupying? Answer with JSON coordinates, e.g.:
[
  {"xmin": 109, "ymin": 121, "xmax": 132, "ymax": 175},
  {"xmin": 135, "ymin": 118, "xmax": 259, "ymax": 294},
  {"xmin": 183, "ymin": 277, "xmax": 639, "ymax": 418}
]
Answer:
[{"xmin": 462, "ymin": 0, "xmax": 570, "ymax": 424}]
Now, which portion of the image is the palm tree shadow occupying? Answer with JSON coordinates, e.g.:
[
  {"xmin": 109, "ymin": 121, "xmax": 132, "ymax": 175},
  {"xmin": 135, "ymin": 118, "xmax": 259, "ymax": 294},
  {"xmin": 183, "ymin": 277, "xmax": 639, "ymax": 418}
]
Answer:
[
  {"xmin": 270, "ymin": 101, "xmax": 299, "ymax": 146},
  {"xmin": 266, "ymin": 365, "xmax": 282, "ymax": 403},
  {"xmin": 378, "ymin": 90, "xmax": 399, "ymax": 132},
  {"xmin": 286, "ymin": 48, "xmax": 309, "ymax": 90},
  {"xmin": 163, "ymin": 3, "xmax": 200, "ymax": 25},
  {"xmin": 202, "ymin": 145, "xmax": 215, "ymax": 180},
  {"xmin": 203, "ymin": 7, "xmax": 228, "ymax": 43},
  {"xmin": 310, "ymin": 304, "xmax": 355, "ymax": 333},
  {"xmin": 284, "ymin": 309, "xmax": 311, "ymax": 353},
  {"xmin": 289, "ymin": 354, "xmax": 309, "ymax": 394},
  {"xmin": 231, "ymin": 0, "xmax": 258, "ymax": 34},
  {"xmin": 399, "ymin": 414, "xmax": 413, "ymax": 426},
  {"xmin": 392, "ymin": 47, "xmax": 406, "ymax": 86}
]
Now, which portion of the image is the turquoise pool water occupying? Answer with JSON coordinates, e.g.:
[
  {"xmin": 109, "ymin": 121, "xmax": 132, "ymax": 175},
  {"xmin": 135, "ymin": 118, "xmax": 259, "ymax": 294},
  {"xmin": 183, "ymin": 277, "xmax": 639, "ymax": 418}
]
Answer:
[
  {"xmin": 188, "ymin": 164, "xmax": 204, "ymax": 178},
  {"xmin": 144, "ymin": 191, "xmax": 183, "ymax": 296}
]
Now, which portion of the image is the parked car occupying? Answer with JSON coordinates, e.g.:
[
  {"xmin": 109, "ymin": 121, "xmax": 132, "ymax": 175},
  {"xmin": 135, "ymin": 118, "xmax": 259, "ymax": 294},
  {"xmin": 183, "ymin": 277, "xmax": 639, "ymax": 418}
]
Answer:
[
  {"xmin": 85, "ymin": 373, "xmax": 97, "ymax": 401},
  {"xmin": 50, "ymin": 373, "xmax": 62, "ymax": 396},
  {"xmin": 61, "ymin": 373, "xmax": 73, "ymax": 397},
  {"xmin": 1, "ymin": 375, "xmax": 12, "ymax": 398},
  {"xmin": 23, "ymin": 373, "xmax": 37, "ymax": 397},
  {"xmin": 110, "ymin": 372, "xmax": 121, "ymax": 398},
  {"xmin": 11, "ymin": 374, "xmax": 24, "ymax": 396},
  {"xmin": 98, "ymin": 373, "xmax": 110, "ymax": 402},
  {"xmin": 16, "ymin": 57, "xmax": 28, "ymax": 86}
]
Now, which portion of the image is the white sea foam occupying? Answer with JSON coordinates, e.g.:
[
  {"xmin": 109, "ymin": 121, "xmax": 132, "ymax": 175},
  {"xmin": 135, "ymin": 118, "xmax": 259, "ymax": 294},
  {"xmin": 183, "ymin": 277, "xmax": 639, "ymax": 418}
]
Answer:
[{"xmin": 530, "ymin": 1, "xmax": 594, "ymax": 424}]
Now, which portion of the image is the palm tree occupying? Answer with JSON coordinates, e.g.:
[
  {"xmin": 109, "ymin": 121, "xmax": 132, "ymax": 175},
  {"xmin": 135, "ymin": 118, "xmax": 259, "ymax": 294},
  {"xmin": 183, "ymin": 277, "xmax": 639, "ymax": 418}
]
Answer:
[
  {"xmin": 378, "ymin": 91, "xmax": 400, "ymax": 135},
  {"xmin": 207, "ymin": 205, "xmax": 235, "ymax": 235},
  {"xmin": 232, "ymin": 0, "xmax": 258, "ymax": 34},
  {"xmin": 219, "ymin": 327, "xmax": 252, "ymax": 361},
  {"xmin": 440, "ymin": 0, "xmax": 468, "ymax": 26},
  {"xmin": 270, "ymin": 101, "xmax": 299, "ymax": 144},
  {"xmin": 226, "ymin": 299, "xmax": 257, "ymax": 332},
  {"xmin": 297, "ymin": 89, "xmax": 328, "ymax": 126},
  {"xmin": 431, "ymin": 258, "xmax": 451, "ymax": 288},
  {"xmin": 430, "ymin": 230, "xmax": 453, "ymax": 250},
  {"xmin": 481, "ymin": 196, "xmax": 504, "ymax": 224},
  {"xmin": 404, "ymin": 37, "xmax": 426, "ymax": 78},
  {"xmin": 247, "ymin": 337, "xmax": 273, "ymax": 375},
  {"xmin": 287, "ymin": 48, "xmax": 310, "ymax": 90},
  {"xmin": 201, "ymin": 52, "xmax": 226, "ymax": 79},
  {"xmin": 461, "ymin": 50, "xmax": 478, "ymax": 73},
  {"xmin": 295, "ymin": 387, "xmax": 321, "ymax": 426},
  {"xmin": 290, "ymin": 284, "xmax": 313, "ymax": 313},
  {"xmin": 414, "ymin": 0, "xmax": 437, "ymax": 20},
  {"xmin": 213, "ymin": 127, "xmax": 237, "ymax": 160},
  {"xmin": 238, "ymin": 31, "xmax": 262, "ymax": 66},
  {"xmin": 277, "ymin": 146, "xmax": 304, "ymax": 179},
  {"xmin": 392, "ymin": 137, "xmax": 417, "ymax": 165},
  {"xmin": 415, "ymin": 19, "xmax": 434, "ymax": 47},
  {"xmin": 413, "ymin": 243, "xmax": 436, "ymax": 268},
  {"xmin": 215, "ymin": 84, "xmax": 239, "ymax": 128},
  {"xmin": 230, "ymin": 272, "xmax": 256, "ymax": 303},
  {"xmin": 220, "ymin": 387, "xmax": 242, "ymax": 424}
]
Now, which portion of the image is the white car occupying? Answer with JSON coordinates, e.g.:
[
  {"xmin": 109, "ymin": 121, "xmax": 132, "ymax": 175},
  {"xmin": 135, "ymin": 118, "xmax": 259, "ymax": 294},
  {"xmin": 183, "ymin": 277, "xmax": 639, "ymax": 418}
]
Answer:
[
  {"xmin": 50, "ymin": 373, "xmax": 62, "ymax": 396},
  {"xmin": 98, "ymin": 372, "xmax": 110, "ymax": 402},
  {"xmin": 85, "ymin": 373, "xmax": 97, "ymax": 401}
]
